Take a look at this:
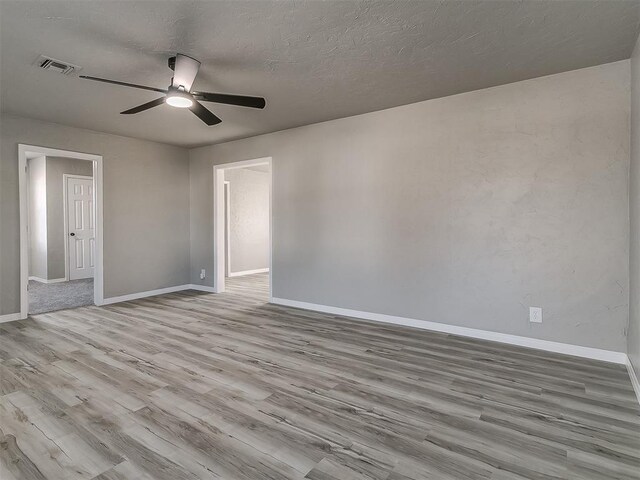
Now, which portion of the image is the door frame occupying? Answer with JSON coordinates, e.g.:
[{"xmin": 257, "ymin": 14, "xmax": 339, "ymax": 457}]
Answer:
[
  {"xmin": 19, "ymin": 144, "xmax": 104, "ymax": 317},
  {"xmin": 63, "ymin": 174, "xmax": 95, "ymax": 282},
  {"xmin": 213, "ymin": 157, "xmax": 272, "ymax": 297},
  {"xmin": 224, "ymin": 180, "xmax": 231, "ymax": 277}
]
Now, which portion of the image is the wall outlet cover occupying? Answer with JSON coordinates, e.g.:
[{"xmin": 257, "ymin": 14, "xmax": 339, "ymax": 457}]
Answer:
[
  {"xmin": 200, "ymin": 269, "xmax": 206, "ymax": 279},
  {"xmin": 529, "ymin": 306, "xmax": 543, "ymax": 323}
]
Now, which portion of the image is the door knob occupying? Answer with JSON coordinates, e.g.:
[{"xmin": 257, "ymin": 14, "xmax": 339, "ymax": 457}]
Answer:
[{"xmin": 70, "ymin": 233, "xmax": 75, "ymax": 236}]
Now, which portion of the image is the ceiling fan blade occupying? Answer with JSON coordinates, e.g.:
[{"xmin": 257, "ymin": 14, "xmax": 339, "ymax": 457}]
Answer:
[
  {"xmin": 190, "ymin": 101, "xmax": 222, "ymax": 126},
  {"xmin": 80, "ymin": 75, "xmax": 167, "ymax": 93},
  {"xmin": 172, "ymin": 54, "xmax": 200, "ymax": 92},
  {"xmin": 120, "ymin": 97, "xmax": 166, "ymax": 115},
  {"xmin": 192, "ymin": 91, "xmax": 266, "ymax": 109}
]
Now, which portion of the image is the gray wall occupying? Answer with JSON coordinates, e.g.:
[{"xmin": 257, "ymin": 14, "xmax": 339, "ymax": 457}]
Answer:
[
  {"xmin": 0, "ymin": 115, "xmax": 191, "ymax": 314},
  {"xmin": 629, "ymin": 37, "xmax": 640, "ymax": 374},
  {"xmin": 45, "ymin": 156, "xmax": 93, "ymax": 280},
  {"xmin": 27, "ymin": 156, "xmax": 47, "ymax": 280},
  {"xmin": 190, "ymin": 61, "xmax": 630, "ymax": 352},
  {"xmin": 225, "ymin": 168, "xmax": 270, "ymax": 274}
]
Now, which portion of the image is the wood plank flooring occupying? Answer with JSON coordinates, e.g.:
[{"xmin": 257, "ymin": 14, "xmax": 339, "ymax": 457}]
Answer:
[{"xmin": 1, "ymin": 273, "xmax": 639, "ymax": 479}]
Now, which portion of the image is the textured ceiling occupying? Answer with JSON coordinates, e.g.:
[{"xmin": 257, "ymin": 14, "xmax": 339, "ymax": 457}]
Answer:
[{"xmin": 1, "ymin": 1, "xmax": 639, "ymax": 148}]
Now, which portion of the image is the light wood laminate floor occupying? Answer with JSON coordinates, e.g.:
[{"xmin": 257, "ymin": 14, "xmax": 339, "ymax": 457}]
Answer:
[{"xmin": 1, "ymin": 273, "xmax": 639, "ymax": 479}]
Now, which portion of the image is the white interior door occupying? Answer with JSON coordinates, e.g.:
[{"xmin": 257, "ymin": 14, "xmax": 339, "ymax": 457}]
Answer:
[{"xmin": 67, "ymin": 176, "xmax": 95, "ymax": 280}]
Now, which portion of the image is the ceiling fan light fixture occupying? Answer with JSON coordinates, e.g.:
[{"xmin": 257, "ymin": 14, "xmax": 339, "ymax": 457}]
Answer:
[
  {"xmin": 80, "ymin": 53, "xmax": 265, "ymax": 126},
  {"xmin": 166, "ymin": 90, "xmax": 193, "ymax": 108}
]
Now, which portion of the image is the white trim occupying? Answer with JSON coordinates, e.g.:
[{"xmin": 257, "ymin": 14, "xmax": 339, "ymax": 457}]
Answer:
[
  {"xmin": 270, "ymin": 297, "xmax": 628, "ymax": 365},
  {"xmin": 26, "ymin": 155, "xmax": 48, "ymax": 280},
  {"xmin": 0, "ymin": 283, "xmax": 216, "ymax": 321},
  {"xmin": 0, "ymin": 313, "xmax": 23, "ymax": 324},
  {"xmin": 0, "ymin": 283, "xmax": 215, "ymax": 323},
  {"xmin": 214, "ymin": 165, "xmax": 224, "ymax": 293},
  {"xmin": 213, "ymin": 157, "xmax": 272, "ymax": 296},
  {"xmin": 224, "ymin": 181, "xmax": 231, "ymax": 277},
  {"xmin": 229, "ymin": 268, "xmax": 270, "ymax": 277},
  {"xmin": 101, "ymin": 283, "xmax": 217, "ymax": 305},
  {"xmin": 217, "ymin": 158, "xmax": 271, "ymax": 171},
  {"xmin": 63, "ymin": 174, "xmax": 93, "ymax": 282},
  {"xmin": 29, "ymin": 276, "xmax": 67, "ymax": 284},
  {"xmin": 268, "ymin": 161, "xmax": 273, "ymax": 302},
  {"xmin": 187, "ymin": 284, "xmax": 217, "ymax": 293},
  {"xmin": 19, "ymin": 144, "xmax": 104, "ymax": 319},
  {"xmin": 626, "ymin": 357, "xmax": 640, "ymax": 405},
  {"xmin": 102, "ymin": 285, "xmax": 192, "ymax": 305}
]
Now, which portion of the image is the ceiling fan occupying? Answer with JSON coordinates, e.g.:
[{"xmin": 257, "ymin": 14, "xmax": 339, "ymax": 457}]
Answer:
[{"xmin": 79, "ymin": 54, "xmax": 266, "ymax": 126}]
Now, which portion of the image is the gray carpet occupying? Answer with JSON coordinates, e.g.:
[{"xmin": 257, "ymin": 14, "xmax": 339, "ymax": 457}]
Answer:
[{"xmin": 29, "ymin": 279, "xmax": 94, "ymax": 315}]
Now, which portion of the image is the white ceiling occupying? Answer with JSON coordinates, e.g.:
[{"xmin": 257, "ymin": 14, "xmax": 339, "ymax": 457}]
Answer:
[{"xmin": 1, "ymin": 1, "xmax": 639, "ymax": 148}]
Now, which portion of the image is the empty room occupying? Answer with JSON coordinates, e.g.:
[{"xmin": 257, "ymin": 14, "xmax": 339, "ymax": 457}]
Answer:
[{"xmin": 1, "ymin": 1, "xmax": 639, "ymax": 479}]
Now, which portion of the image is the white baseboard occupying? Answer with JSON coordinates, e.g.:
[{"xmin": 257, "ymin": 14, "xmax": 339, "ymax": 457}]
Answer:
[
  {"xmin": 0, "ymin": 284, "xmax": 217, "ymax": 320},
  {"xmin": 187, "ymin": 284, "xmax": 217, "ymax": 293},
  {"xmin": 270, "ymin": 297, "xmax": 627, "ymax": 365},
  {"xmin": 29, "ymin": 276, "xmax": 67, "ymax": 284},
  {"xmin": 626, "ymin": 357, "xmax": 640, "ymax": 405},
  {"xmin": 0, "ymin": 312, "xmax": 24, "ymax": 324},
  {"xmin": 102, "ymin": 285, "xmax": 193, "ymax": 305},
  {"xmin": 102, "ymin": 283, "xmax": 217, "ymax": 305},
  {"xmin": 228, "ymin": 268, "xmax": 269, "ymax": 277}
]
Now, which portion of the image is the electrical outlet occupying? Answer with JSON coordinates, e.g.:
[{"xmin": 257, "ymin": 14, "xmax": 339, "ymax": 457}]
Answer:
[
  {"xmin": 529, "ymin": 306, "xmax": 543, "ymax": 323},
  {"xmin": 200, "ymin": 269, "xmax": 206, "ymax": 279}
]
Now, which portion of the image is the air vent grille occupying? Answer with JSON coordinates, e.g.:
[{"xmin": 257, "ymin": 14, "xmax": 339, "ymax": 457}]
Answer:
[{"xmin": 34, "ymin": 55, "xmax": 81, "ymax": 75}]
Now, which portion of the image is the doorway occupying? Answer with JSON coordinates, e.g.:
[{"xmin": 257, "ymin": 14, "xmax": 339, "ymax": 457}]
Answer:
[
  {"xmin": 19, "ymin": 145, "xmax": 104, "ymax": 317},
  {"xmin": 213, "ymin": 157, "xmax": 272, "ymax": 300}
]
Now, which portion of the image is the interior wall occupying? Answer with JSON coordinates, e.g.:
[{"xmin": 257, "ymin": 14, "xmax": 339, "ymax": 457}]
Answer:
[
  {"xmin": 45, "ymin": 156, "xmax": 93, "ymax": 280},
  {"xmin": 190, "ymin": 60, "xmax": 630, "ymax": 352},
  {"xmin": 27, "ymin": 156, "xmax": 47, "ymax": 280},
  {"xmin": 0, "ymin": 115, "xmax": 191, "ymax": 314},
  {"xmin": 224, "ymin": 168, "xmax": 270, "ymax": 274},
  {"xmin": 629, "ymin": 36, "xmax": 640, "ymax": 375}
]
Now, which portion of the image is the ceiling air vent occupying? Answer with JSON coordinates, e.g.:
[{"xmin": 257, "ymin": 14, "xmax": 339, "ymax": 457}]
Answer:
[{"xmin": 34, "ymin": 55, "xmax": 81, "ymax": 75}]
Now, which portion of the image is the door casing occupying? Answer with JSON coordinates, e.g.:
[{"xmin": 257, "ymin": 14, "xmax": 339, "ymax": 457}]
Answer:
[
  {"xmin": 213, "ymin": 157, "xmax": 272, "ymax": 297},
  {"xmin": 18, "ymin": 144, "xmax": 104, "ymax": 318}
]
